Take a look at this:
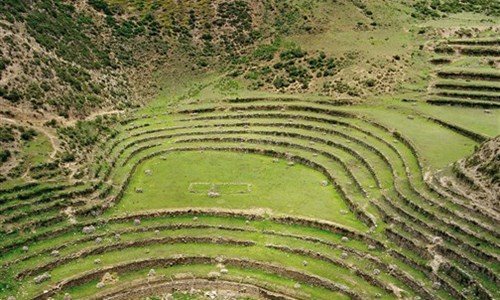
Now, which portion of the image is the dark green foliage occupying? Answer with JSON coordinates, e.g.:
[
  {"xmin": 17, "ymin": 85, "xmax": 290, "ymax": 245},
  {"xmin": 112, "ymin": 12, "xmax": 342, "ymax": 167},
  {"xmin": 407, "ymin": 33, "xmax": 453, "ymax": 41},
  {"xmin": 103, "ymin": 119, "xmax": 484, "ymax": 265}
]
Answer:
[
  {"xmin": 0, "ymin": 0, "xmax": 28, "ymax": 22},
  {"xmin": 241, "ymin": 47, "xmax": 337, "ymax": 91},
  {"xmin": 434, "ymin": 44, "xmax": 454, "ymax": 54},
  {"xmin": 0, "ymin": 86, "xmax": 22, "ymax": 103},
  {"xmin": 0, "ymin": 126, "xmax": 15, "ymax": 143},
  {"xmin": 44, "ymin": 119, "xmax": 58, "ymax": 128},
  {"xmin": 273, "ymin": 76, "xmax": 290, "ymax": 89},
  {"xmin": 25, "ymin": 0, "xmax": 112, "ymax": 69},
  {"xmin": 54, "ymin": 64, "xmax": 90, "ymax": 91},
  {"xmin": 201, "ymin": 33, "xmax": 213, "ymax": 41},
  {"xmin": 115, "ymin": 20, "xmax": 143, "ymax": 38},
  {"xmin": 197, "ymin": 59, "xmax": 209, "ymax": 68},
  {"xmin": 216, "ymin": 1, "xmax": 252, "ymax": 31},
  {"xmin": 40, "ymin": 82, "xmax": 52, "ymax": 92},
  {"xmin": 88, "ymin": 0, "xmax": 112, "ymax": 15},
  {"xmin": 26, "ymin": 83, "xmax": 44, "ymax": 100},
  {"xmin": 272, "ymin": 2, "xmax": 303, "ymax": 34},
  {"xmin": 20, "ymin": 128, "xmax": 37, "ymax": 141},
  {"xmin": 58, "ymin": 116, "xmax": 117, "ymax": 149},
  {"xmin": 0, "ymin": 149, "xmax": 11, "ymax": 163},
  {"xmin": 29, "ymin": 161, "xmax": 58, "ymax": 172},
  {"xmin": 413, "ymin": 0, "xmax": 500, "ymax": 18},
  {"xmin": 61, "ymin": 151, "xmax": 76, "ymax": 162},
  {"xmin": 365, "ymin": 79, "xmax": 377, "ymax": 87},
  {"xmin": 0, "ymin": 57, "xmax": 10, "ymax": 71},
  {"xmin": 280, "ymin": 48, "xmax": 307, "ymax": 61},
  {"xmin": 213, "ymin": 0, "xmax": 255, "ymax": 56}
]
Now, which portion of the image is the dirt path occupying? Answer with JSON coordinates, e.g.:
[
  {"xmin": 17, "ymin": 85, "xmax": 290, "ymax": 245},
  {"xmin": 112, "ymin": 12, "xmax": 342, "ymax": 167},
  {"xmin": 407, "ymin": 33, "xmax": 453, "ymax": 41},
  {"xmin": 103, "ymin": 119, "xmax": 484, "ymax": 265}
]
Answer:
[
  {"xmin": 0, "ymin": 116, "xmax": 61, "ymax": 159},
  {"xmin": 64, "ymin": 109, "xmax": 126, "ymax": 127}
]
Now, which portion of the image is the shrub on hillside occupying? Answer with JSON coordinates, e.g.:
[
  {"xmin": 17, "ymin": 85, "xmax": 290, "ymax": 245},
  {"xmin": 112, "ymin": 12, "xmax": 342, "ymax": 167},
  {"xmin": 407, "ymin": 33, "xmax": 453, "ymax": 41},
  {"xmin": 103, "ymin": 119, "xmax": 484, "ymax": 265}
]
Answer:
[
  {"xmin": 0, "ymin": 149, "xmax": 11, "ymax": 163},
  {"xmin": 0, "ymin": 57, "xmax": 10, "ymax": 71},
  {"xmin": 280, "ymin": 48, "xmax": 307, "ymax": 61},
  {"xmin": 88, "ymin": 0, "xmax": 112, "ymax": 15},
  {"xmin": 273, "ymin": 76, "xmax": 290, "ymax": 89},
  {"xmin": 0, "ymin": 126, "xmax": 15, "ymax": 143},
  {"xmin": 20, "ymin": 128, "xmax": 37, "ymax": 141},
  {"xmin": 58, "ymin": 116, "xmax": 117, "ymax": 150},
  {"xmin": 0, "ymin": 86, "xmax": 22, "ymax": 103}
]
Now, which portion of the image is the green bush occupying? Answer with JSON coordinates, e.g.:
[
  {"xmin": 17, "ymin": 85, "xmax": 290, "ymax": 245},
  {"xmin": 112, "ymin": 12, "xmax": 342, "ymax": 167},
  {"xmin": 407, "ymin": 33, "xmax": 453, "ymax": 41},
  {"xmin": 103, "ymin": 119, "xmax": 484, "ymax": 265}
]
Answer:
[
  {"xmin": 0, "ymin": 86, "xmax": 22, "ymax": 103},
  {"xmin": 0, "ymin": 0, "xmax": 28, "ymax": 22},
  {"xmin": 58, "ymin": 117, "xmax": 116, "ymax": 149},
  {"xmin": 44, "ymin": 119, "xmax": 58, "ymax": 127},
  {"xmin": 413, "ymin": 0, "xmax": 500, "ymax": 18},
  {"xmin": 365, "ymin": 79, "xmax": 377, "ymax": 87},
  {"xmin": 0, "ymin": 57, "xmax": 10, "ymax": 71},
  {"xmin": 280, "ymin": 48, "xmax": 307, "ymax": 61},
  {"xmin": 26, "ymin": 83, "xmax": 44, "ymax": 100},
  {"xmin": 0, "ymin": 126, "xmax": 14, "ymax": 143},
  {"xmin": 273, "ymin": 76, "xmax": 290, "ymax": 89},
  {"xmin": 26, "ymin": 0, "xmax": 112, "ymax": 69},
  {"xmin": 61, "ymin": 151, "xmax": 76, "ymax": 162},
  {"xmin": 88, "ymin": 0, "xmax": 112, "ymax": 15},
  {"xmin": 20, "ymin": 128, "xmax": 37, "ymax": 141}
]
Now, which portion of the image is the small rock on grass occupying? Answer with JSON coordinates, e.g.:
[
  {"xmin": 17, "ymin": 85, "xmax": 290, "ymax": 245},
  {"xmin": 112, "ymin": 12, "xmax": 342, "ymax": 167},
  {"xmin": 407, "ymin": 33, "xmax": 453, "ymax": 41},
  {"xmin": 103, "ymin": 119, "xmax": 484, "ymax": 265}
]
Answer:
[
  {"xmin": 432, "ymin": 281, "xmax": 441, "ymax": 289},
  {"xmin": 208, "ymin": 271, "xmax": 220, "ymax": 279},
  {"xmin": 205, "ymin": 291, "xmax": 217, "ymax": 299},
  {"xmin": 207, "ymin": 191, "xmax": 220, "ymax": 198},
  {"xmin": 432, "ymin": 236, "xmax": 442, "ymax": 244},
  {"xmin": 82, "ymin": 225, "xmax": 96, "ymax": 234},
  {"xmin": 33, "ymin": 272, "xmax": 51, "ymax": 284},
  {"xmin": 164, "ymin": 294, "xmax": 173, "ymax": 300}
]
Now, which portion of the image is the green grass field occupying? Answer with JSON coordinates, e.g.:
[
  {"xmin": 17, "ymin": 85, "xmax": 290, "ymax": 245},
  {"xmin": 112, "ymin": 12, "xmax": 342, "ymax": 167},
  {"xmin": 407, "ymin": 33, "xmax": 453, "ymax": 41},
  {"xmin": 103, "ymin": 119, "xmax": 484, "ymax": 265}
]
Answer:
[
  {"xmin": 114, "ymin": 151, "xmax": 362, "ymax": 229},
  {"xmin": 338, "ymin": 103, "xmax": 478, "ymax": 169}
]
